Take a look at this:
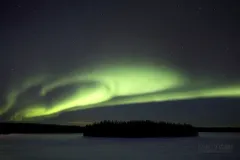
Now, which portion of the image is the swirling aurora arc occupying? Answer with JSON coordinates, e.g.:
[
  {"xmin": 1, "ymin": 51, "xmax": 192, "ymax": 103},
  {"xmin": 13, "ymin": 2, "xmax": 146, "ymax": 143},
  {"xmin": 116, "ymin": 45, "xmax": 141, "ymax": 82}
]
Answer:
[{"xmin": 0, "ymin": 62, "xmax": 239, "ymax": 121}]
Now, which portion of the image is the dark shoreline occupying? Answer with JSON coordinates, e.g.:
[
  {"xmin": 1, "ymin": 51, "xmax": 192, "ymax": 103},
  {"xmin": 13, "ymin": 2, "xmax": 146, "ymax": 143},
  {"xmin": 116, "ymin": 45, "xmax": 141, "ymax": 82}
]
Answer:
[
  {"xmin": 197, "ymin": 127, "xmax": 240, "ymax": 133},
  {"xmin": 1, "ymin": 122, "xmax": 239, "ymax": 137},
  {"xmin": 0, "ymin": 122, "xmax": 84, "ymax": 134}
]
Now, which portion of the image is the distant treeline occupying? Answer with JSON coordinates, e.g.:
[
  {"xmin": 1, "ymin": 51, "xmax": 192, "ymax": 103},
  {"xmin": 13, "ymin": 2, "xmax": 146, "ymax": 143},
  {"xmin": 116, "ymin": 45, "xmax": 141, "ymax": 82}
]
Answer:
[
  {"xmin": 1, "ymin": 121, "xmax": 240, "ymax": 137},
  {"xmin": 84, "ymin": 120, "xmax": 198, "ymax": 138},
  {"xmin": 0, "ymin": 122, "xmax": 84, "ymax": 134},
  {"xmin": 197, "ymin": 127, "xmax": 240, "ymax": 132}
]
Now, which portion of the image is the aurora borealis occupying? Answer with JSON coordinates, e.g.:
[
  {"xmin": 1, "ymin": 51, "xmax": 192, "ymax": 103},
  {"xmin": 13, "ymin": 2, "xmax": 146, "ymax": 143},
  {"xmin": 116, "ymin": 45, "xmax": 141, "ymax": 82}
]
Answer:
[
  {"xmin": 0, "ymin": 0, "xmax": 239, "ymax": 126},
  {"xmin": 1, "ymin": 61, "xmax": 239, "ymax": 121}
]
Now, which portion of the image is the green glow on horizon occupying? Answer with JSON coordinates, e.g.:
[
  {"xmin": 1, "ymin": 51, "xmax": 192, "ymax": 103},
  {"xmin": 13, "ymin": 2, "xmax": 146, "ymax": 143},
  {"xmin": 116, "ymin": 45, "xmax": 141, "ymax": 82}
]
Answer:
[{"xmin": 1, "ymin": 62, "xmax": 239, "ymax": 121}]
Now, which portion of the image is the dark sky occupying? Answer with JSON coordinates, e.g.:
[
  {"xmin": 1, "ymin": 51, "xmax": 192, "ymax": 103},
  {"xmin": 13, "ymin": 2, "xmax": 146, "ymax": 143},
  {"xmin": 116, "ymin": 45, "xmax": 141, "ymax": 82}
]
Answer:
[{"xmin": 0, "ymin": 0, "xmax": 239, "ymax": 126}]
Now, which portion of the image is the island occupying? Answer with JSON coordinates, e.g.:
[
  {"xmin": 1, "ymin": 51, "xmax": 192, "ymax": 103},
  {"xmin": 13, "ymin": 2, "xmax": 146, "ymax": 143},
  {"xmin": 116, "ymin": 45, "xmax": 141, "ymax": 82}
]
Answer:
[{"xmin": 83, "ymin": 120, "xmax": 199, "ymax": 138}]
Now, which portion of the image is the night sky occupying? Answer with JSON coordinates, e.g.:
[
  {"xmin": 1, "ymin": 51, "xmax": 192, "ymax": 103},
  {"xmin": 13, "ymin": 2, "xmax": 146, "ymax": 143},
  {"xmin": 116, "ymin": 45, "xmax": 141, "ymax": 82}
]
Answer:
[{"xmin": 0, "ymin": 0, "xmax": 239, "ymax": 127}]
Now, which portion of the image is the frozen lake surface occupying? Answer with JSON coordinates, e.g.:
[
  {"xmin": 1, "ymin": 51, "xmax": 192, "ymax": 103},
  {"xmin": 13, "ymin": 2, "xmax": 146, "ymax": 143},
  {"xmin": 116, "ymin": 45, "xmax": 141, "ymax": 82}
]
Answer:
[{"xmin": 0, "ymin": 132, "xmax": 239, "ymax": 160}]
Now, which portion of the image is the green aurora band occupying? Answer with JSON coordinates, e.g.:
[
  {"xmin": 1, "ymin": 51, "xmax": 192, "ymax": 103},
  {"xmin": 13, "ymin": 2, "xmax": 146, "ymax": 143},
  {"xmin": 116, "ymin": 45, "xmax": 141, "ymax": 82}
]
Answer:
[{"xmin": 1, "ymin": 62, "xmax": 240, "ymax": 121}]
